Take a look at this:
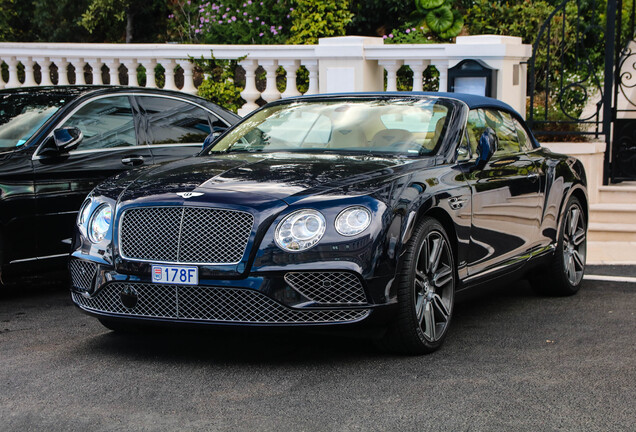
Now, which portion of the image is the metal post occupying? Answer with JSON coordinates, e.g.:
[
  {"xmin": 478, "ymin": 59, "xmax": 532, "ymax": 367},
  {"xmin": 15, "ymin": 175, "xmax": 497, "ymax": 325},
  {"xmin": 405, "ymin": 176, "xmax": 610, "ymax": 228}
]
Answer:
[{"xmin": 602, "ymin": 0, "xmax": 618, "ymax": 185}]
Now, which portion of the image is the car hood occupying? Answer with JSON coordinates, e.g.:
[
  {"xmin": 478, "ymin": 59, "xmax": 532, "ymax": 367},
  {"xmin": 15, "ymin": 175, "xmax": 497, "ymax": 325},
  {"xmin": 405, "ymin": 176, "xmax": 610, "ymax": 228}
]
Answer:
[{"xmin": 118, "ymin": 152, "xmax": 417, "ymax": 204}]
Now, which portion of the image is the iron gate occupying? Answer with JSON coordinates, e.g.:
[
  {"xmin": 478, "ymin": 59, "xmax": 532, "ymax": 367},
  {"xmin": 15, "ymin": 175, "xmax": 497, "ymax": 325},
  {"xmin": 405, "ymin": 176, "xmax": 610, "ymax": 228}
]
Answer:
[{"xmin": 527, "ymin": 0, "xmax": 636, "ymax": 183}]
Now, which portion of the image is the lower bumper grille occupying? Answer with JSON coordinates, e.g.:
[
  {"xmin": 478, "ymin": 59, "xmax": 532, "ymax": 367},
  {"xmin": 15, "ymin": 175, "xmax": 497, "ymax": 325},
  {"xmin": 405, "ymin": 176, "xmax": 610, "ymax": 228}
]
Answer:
[
  {"xmin": 284, "ymin": 272, "xmax": 367, "ymax": 305},
  {"xmin": 69, "ymin": 259, "xmax": 98, "ymax": 292},
  {"xmin": 72, "ymin": 282, "xmax": 370, "ymax": 324}
]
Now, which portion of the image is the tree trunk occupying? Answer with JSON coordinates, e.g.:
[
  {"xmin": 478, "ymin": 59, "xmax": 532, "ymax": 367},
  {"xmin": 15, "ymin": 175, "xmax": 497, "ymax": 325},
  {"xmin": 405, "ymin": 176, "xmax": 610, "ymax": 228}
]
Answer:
[{"xmin": 126, "ymin": 9, "xmax": 134, "ymax": 43}]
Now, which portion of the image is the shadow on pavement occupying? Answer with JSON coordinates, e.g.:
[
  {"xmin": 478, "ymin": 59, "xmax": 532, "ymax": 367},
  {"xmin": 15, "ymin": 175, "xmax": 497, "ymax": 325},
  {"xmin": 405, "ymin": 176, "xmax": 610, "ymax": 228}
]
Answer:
[{"xmin": 70, "ymin": 280, "xmax": 543, "ymax": 364}]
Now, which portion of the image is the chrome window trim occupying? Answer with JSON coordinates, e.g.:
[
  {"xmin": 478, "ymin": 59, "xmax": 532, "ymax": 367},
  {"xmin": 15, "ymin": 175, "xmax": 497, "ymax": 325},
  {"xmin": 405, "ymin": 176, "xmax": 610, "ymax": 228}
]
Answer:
[
  {"xmin": 117, "ymin": 205, "xmax": 254, "ymax": 266},
  {"xmin": 32, "ymin": 92, "xmax": 228, "ymax": 161}
]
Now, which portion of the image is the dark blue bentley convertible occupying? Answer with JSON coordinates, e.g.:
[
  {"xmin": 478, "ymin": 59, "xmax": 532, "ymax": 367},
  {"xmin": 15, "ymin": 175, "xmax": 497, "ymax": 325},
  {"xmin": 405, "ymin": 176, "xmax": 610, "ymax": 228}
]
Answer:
[{"xmin": 70, "ymin": 93, "xmax": 587, "ymax": 354}]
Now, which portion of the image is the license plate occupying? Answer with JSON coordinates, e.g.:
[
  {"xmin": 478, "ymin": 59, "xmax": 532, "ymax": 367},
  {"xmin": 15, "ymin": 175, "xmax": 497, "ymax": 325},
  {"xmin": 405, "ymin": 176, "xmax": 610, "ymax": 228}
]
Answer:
[{"xmin": 152, "ymin": 265, "xmax": 198, "ymax": 285}]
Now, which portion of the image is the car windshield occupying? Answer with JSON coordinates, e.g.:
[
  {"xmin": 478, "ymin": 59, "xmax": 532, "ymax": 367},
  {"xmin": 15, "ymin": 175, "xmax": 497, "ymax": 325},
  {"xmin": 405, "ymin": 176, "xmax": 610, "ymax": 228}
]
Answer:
[
  {"xmin": 0, "ymin": 92, "xmax": 71, "ymax": 151},
  {"xmin": 206, "ymin": 98, "xmax": 455, "ymax": 157}
]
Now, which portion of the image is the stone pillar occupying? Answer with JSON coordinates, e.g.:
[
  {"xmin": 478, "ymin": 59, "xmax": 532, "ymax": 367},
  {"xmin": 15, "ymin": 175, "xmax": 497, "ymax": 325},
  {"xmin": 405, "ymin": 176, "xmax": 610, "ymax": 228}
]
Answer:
[
  {"xmin": 85, "ymin": 59, "xmax": 103, "ymax": 85},
  {"xmin": 378, "ymin": 60, "xmax": 402, "ymax": 92},
  {"xmin": 68, "ymin": 59, "xmax": 86, "ymax": 85},
  {"xmin": 139, "ymin": 60, "xmax": 157, "ymax": 88},
  {"xmin": 102, "ymin": 59, "xmax": 120, "ymax": 85},
  {"xmin": 122, "ymin": 60, "xmax": 139, "ymax": 87},
  {"xmin": 20, "ymin": 57, "xmax": 37, "ymax": 87},
  {"xmin": 303, "ymin": 60, "xmax": 319, "ymax": 95},
  {"xmin": 239, "ymin": 59, "xmax": 260, "ymax": 115},
  {"xmin": 5, "ymin": 57, "xmax": 21, "ymax": 88},
  {"xmin": 162, "ymin": 60, "xmax": 177, "ymax": 90},
  {"xmin": 260, "ymin": 59, "xmax": 280, "ymax": 103},
  {"xmin": 51, "ymin": 58, "xmax": 70, "ymax": 85},
  {"xmin": 178, "ymin": 60, "xmax": 197, "ymax": 94},
  {"xmin": 315, "ymin": 36, "xmax": 384, "ymax": 93},
  {"xmin": 279, "ymin": 59, "xmax": 301, "ymax": 98},
  {"xmin": 406, "ymin": 60, "xmax": 430, "ymax": 92},
  {"xmin": 430, "ymin": 60, "xmax": 449, "ymax": 92}
]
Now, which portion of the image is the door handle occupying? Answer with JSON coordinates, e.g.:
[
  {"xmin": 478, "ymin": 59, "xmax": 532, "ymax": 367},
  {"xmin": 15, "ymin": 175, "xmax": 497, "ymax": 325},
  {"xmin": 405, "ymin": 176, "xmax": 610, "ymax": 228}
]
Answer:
[
  {"xmin": 527, "ymin": 173, "xmax": 539, "ymax": 183},
  {"xmin": 121, "ymin": 155, "xmax": 145, "ymax": 166}
]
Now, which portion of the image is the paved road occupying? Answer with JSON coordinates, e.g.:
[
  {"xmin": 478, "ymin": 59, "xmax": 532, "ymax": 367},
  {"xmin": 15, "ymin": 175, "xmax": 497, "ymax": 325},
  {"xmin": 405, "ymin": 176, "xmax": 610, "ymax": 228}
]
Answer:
[{"xmin": 1, "ymin": 278, "xmax": 634, "ymax": 432}]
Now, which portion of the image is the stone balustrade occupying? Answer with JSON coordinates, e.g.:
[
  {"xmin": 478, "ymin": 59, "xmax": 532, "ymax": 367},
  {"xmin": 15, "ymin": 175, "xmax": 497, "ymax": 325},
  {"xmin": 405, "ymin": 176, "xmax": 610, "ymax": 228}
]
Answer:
[{"xmin": 0, "ymin": 35, "xmax": 531, "ymax": 116}]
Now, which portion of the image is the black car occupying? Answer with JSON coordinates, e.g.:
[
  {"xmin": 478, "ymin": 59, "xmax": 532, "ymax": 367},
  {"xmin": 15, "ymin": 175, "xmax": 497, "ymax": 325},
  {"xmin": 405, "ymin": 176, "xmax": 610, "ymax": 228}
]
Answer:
[
  {"xmin": 0, "ymin": 86, "xmax": 239, "ymax": 282},
  {"xmin": 70, "ymin": 93, "xmax": 587, "ymax": 354}
]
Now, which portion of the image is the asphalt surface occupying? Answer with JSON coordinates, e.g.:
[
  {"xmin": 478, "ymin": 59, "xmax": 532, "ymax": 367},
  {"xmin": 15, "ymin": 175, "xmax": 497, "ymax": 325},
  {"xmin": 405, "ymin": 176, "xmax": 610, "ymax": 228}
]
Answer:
[{"xmin": 1, "ymin": 276, "xmax": 635, "ymax": 432}]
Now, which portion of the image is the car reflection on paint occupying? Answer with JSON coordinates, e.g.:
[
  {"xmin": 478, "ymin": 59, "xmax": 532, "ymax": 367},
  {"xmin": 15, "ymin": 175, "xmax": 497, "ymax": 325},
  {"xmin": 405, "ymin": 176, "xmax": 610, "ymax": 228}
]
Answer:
[{"xmin": 70, "ymin": 92, "xmax": 588, "ymax": 354}]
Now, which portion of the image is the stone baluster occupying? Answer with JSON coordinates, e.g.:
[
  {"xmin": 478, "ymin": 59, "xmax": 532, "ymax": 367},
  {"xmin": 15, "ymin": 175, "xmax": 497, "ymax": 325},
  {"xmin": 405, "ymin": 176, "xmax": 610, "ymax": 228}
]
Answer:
[
  {"xmin": 122, "ymin": 60, "xmax": 139, "ymax": 86},
  {"xmin": 406, "ymin": 60, "xmax": 430, "ymax": 92},
  {"xmin": 102, "ymin": 59, "xmax": 120, "ymax": 85},
  {"xmin": 431, "ymin": 60, "xmax": 449, "ymax": 92},
  {"xmin": 51, "ymin": 58, "xmax": 70, "ymax": 85},
  {"xmin": 239, "ymin": 59, "xmax": 260, "ymax": 115},
  {"xmin": 279, "ymin": 60, "xmax": 301, "ymax": 98},
  {"xmin": 85, "ymin": 59, "xmax": 103, "ymax": 85},
  {"xmin": 20, "ymin": 57, "xmax": 37, "ymax": 87},
  {"xmin": 139, "ymin": 60, "xmax": 157, "ymax": 88},
  {"xmin": 178, "ymin": 60, "xmax": 197, "ymax": 94},
  {"xmin": 379, "ymin": 60, "xmax": 403, "ymax": 92},
  {"xmin": 34, "ymin": 57, "xmax": 54, "ymax": 86},
  {"xmin": 69, "ymin": 59, "xmax": 86, "ymax": 85},
  {"xmin": 303, "ymin": 60, "xmax": 319, "ymax": 95},
  {"xmin": 5, "ymin": 57, "xmax": 21, "ymax": 88},
  {"xmin": 162, "ymin": 60, "xmax": 177, "ymax": 90},
  {"xmin": 260, "ymin": 60, "xmax": 280, "ymax": 102}
]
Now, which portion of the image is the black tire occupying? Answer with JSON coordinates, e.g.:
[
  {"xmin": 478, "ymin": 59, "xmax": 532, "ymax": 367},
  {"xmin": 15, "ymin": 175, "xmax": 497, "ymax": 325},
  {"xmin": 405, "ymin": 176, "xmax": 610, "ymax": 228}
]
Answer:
[
  {"xmin": 381, "ymin": 217, "xmax": 456, "ymax": 355},
  {"xmin": 531, "ymin": 196, "xmax": 587, "ymax": 296}
]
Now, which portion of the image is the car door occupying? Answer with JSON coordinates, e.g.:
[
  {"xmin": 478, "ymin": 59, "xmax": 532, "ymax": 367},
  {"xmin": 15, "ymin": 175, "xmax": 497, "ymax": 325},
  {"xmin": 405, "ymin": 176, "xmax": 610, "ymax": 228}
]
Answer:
[
  {"xmin": 463, "ymin": 108, "xmax": 543, "ymax": 277},
  {"xmin": 135, "ymin": 95, "xmax": 230, "ymax": 164},
  {"xmin": 31, "ymin": 94, "xmax": 153, "ymax": 259},
  {"xmin": 0, "ymin": 147, "xmax": 38, "ymax": 267}
]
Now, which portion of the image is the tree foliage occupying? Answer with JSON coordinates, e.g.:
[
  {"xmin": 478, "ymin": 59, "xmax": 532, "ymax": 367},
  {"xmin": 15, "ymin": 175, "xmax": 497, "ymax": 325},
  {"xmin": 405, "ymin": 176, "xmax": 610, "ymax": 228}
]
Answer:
[
  {"xmin": 80, "ymin": 0, "xmax": 168, "ymax": 42},
  {"xmin": 287, "ymin": 0, "xmax": 353, "ymax": 44},
  {"xmin": 167, "ymin": 0, "xmax": 293, "ymax": 44}
]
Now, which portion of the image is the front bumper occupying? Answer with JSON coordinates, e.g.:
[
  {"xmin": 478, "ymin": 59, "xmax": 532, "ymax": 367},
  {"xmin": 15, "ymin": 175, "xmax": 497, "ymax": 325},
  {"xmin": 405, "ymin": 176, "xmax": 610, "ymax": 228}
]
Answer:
[{"xmin": 70, "ymin": 258, "xmax": 396, "ymax": 327}]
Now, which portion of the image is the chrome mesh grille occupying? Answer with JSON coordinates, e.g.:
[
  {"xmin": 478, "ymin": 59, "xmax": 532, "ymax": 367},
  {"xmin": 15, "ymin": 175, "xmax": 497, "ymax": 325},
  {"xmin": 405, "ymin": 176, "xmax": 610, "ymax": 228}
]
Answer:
[
  {"xmin": 120, "ymin": 206, "xmax": 253, "ymax": 264},
  {"xmin": 284, "ymin": 272, "xmax": 367, "ymax": 305},
  {"xmin": 72, "ymin": 283, "xmax": 370, "ymax": 324},
  {"xmin": 69, "ymin": 259, "xmax": 98, "ymax": 292}
]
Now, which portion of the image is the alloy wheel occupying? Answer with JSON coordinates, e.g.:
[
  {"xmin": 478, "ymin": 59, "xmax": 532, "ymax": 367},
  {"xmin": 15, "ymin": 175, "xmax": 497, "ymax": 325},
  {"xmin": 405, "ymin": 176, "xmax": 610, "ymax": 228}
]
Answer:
[
  {"xmin": 562, "ymin": 202, "xmax": 586, "ymax": 286},
  {"xmin": 413, "ymin": 230, "xmax": 454, "ymax": 342}
]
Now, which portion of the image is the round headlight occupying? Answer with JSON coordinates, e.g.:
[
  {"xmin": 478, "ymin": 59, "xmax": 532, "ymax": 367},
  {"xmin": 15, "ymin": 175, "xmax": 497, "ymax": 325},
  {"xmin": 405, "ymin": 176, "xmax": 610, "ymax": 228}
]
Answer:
[
  {"xmin": 275, "ymin": 209, "xmax": 326, "ymax": 252},
  {"xmin": 88, "ymin": 204, "xmax": 112, "ymax": 243},
  {"xmin": 335, "ymin": 206, "xmax": 371, "ymax": 236},
  {"xmin": 77, "ymin": 198, "xmax": 92, "ymax": 226}
]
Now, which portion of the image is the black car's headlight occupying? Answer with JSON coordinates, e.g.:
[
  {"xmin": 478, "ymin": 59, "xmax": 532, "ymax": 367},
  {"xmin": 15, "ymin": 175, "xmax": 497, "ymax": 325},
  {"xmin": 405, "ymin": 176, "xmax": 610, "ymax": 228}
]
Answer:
[
  {"xmin": 275, "ymin": 209, "xmax": 326, "ymax": 252},
  {"xmin": 88, "ymin": 204, "xmax": 112, "ymax": 243},
  {"xmin": 335, "ymin": 206, "xmax": 371, "ymax": 236},
  {"xmin": 77, "ymin": 198, "xmax": 92, "ymax": 226}
]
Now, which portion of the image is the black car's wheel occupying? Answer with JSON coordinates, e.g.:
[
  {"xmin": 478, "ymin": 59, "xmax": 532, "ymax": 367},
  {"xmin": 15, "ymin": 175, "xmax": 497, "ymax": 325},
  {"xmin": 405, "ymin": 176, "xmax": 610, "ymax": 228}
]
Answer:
[
  {"xmin": 532, "ymin": 196, "xmax": 587, "ymax": 296},
  {"xmin": 383, "ymin": 217, "xmax": 456, "ymax": 355}
]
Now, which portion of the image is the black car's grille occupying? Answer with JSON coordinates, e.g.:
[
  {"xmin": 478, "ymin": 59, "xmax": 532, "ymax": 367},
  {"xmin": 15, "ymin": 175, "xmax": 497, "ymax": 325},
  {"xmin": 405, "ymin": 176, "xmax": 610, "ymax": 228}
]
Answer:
[
  {"xmin": 284, "ymin": 272, "xmax": 368, "ymax": 305},
  {"xmin": 119, "ymin": 206, "xmax": 253, "ymax": 264},
  {"xmin": 72, "ymin": 283, "xmax": 370, "ymax": 324},
  {"xmin": 69, "ymin": 259, "xmax": 98, "ymax": 292}
]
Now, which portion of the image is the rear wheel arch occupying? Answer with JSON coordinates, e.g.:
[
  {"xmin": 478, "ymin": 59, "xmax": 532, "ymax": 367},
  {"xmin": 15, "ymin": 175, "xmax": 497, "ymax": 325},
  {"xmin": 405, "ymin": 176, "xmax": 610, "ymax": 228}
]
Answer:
[{"xmin": 556, "ymin": 185, "xmax": 588, "ymax": 238}]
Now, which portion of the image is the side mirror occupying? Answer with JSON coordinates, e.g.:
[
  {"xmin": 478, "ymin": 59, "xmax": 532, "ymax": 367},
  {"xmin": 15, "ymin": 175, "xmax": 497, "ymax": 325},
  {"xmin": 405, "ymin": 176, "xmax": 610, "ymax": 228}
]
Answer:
[
  {"xmin": 201, "ymin": 127, "xmax": 227, "ymax": 150},
  {"xmin": 53, "ymin": 127, "xmax": 83, "ymax": 153},
  {"xmin": 471, "ymin": 127, "xmax": 497, "ymax": 171}
]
